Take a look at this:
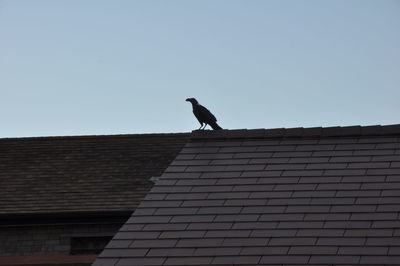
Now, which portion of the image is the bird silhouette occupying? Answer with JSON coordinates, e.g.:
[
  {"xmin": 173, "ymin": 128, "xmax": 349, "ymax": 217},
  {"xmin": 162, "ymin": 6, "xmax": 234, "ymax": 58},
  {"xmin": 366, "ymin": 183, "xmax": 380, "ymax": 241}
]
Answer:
[{"xmin": 186, "ymin": 98, "xmax": 222, "ymax": 130}]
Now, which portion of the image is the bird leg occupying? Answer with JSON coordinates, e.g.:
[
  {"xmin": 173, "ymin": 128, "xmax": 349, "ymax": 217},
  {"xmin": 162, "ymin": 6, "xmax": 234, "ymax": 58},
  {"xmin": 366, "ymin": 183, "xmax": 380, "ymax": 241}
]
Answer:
[{"xmin": 198, "ymin": 123, "xmax": 204, "ymax": 130}]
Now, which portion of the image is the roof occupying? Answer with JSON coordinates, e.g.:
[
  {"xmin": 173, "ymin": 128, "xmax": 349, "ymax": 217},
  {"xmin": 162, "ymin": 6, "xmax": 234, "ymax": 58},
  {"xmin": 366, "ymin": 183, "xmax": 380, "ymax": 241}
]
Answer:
[
  {"xmin": 0, "ymin": 133, "xmax": 189, "ymax": 216},
  {"xmin": 0, "ymin": 254, "xmax": 96, "ymax": 266},
  {"xmin": 94, "ymin": 124, "xmax": 400, "ymax": 266}
]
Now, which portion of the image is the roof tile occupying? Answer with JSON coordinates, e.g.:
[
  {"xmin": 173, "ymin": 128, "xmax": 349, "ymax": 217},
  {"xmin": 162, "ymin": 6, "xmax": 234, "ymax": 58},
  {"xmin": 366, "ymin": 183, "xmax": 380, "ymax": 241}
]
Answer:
[
  {"xmin": 222, "ymin": 237, "xmax": 268, "ymax": 246},
  {"xmin": 232, "ymin": 221, "xmax": 277, "ymax": 230},
  {"xmin": 316, "ymin": 237, "xmax": 366, "ymax": 246},
  {"xmin": 289, "ymin": 246, "xmax": 338, "ymax": 255},
  {"xmin": 240, "ymin": 246, "xmax": 289, "ymax": 255},
  {"xmin": 146, "ymin": 248, "xmax": 195, "ymax": 257},
  {"xmin": 176, "ymin": 238, "xmax": 224, "ymax": 248},
  {"xmin": 142, "ymin": 223, "xmax": 188, "ymax": 231},
  {"xmin": 187, "ymin": 222, "xmax": 232, "ymax": 230},
  {"xmin": 214, "ymin": 214, "xmax": 259, "ymax": 222},
  {"xmin": 322, "ymin": 126, "xmax": 343, "ymax": 136},
  {"xmin": 308, "ymin": 255, "xmax": 360, "ymax": 264},
  {"xmin": 100, "ymin": 248, "xmax": 148, "ymax": 258},
  {"xmin": 302, "ymin": 127, "xmax": 323, "ymax": 137},
  {"xmin": 269, "ymin": 237, "xmax": 316, "ymax": 246},
  {"xmin": 264, "ymin": 128, "xmax": 285, "ymax": 138},
  {"xmin": 164, "ymin": 256, "xmax": 214, "ymax": 265},
  {"xmin": 249, "ymin": 229, "xmax": 297, "ymax": 237},
  {"xmin": 130, "ymin": 239, "xmax": 177, "ymax": 248},
  {"xmin": 359, "ymin": 255, "xmax": 400, "ymax": 264},
  {"xmin": 338, "ymin": 246, "xmax": 388, "ymax": 255},
  {"xmin": 360, "ymin": 125, "xmax": 381, "ymax": 135},
  {"xmin": 211, "ymin": 255, "xmax": 261, "ymax": 265},
  {"xmin": 116, "ymin": 258, "xmax": 165, "ymax": 266},
  {"xmin": 193, "ymin": 247, "xmax": 241, "ymax": 256},
  {"xmin": 204, "ymin": 229, "xmax": 251, "ymax": 238},
  {"xmin": 296, "ymin": 229, "xmax": 344, "ymax": 237},
  {"xmin": 341, "ymin": 125, "xmax": 362, "ymax": 136},
  {"xmin": 284, "ymin": 127, "xmax": 304, "ymax": 137},
  {"xmin": 259, "ymin": 255, "xmax": 310, "ymax": 264},
  {"xmin": 92, "ymin": 258, "xmax": 118, "ymax": 266},
  {"xmin": 343, "ymin": 228, "xmax": 393, "ymax": 237},
  {"xmin": 245, "ymin": 129, "xmax": 267, "ymax": 138},
  {"xmin": 170, "ymin": 215, "xmax": 214, "ymax": 223}
]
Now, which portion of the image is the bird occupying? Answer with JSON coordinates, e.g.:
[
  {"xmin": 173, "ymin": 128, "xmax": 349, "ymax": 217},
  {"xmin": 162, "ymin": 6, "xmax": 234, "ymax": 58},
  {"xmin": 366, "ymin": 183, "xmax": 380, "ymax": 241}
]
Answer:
[{"xmin": 186, "ymin": 98, "xmax": 222, "ymax": 130}]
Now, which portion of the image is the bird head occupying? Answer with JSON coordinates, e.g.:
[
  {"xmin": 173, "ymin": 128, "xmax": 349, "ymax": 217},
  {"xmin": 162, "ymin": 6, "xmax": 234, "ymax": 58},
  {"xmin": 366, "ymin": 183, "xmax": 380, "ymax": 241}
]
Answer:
[
  {"xmin": 185, "ymin": 98, "xmax": 198, "ymax": 105},
  {"xmin": 186, "ymin": 98, "xmax": 199, "ymax": 104}
]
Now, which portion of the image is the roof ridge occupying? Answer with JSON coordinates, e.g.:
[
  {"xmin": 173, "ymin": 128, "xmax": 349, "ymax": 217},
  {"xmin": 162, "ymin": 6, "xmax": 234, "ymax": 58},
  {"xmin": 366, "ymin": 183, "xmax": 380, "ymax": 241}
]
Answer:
[
  {"xmin": 191, "ymin": 124, "xmax": 400, "ymax": 139},
  {"xmin": 3, "ymin": 124, "xmax": 400, "ymax": 141},
  {"xmin": 0, "ymin": 132, "xmax": 191, "ymax": 142}
]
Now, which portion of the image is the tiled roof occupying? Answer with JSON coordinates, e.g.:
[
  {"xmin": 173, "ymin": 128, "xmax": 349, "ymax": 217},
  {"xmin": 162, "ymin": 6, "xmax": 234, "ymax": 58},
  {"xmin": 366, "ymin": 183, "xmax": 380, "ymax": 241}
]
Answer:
[
  {"xmin": 95, "ymin": 124, "xmax": 400, "ymax": 266},
  {"xmin": 0, "ymin": 133, "xmax": 189, "ymax": 215}
]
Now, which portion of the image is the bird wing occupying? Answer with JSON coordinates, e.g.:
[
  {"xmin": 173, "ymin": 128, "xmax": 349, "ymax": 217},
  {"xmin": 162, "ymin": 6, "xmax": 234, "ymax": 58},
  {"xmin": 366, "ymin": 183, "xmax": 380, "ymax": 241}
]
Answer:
[{"xmin": 194, "ymin": 104, "xmax": 217, "ymax": 124}]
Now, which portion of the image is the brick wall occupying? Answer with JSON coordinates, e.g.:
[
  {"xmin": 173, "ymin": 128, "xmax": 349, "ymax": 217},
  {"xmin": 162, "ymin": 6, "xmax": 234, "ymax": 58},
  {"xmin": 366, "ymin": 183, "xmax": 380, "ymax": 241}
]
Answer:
[{"xmin": 0, "ymin": 223, "xmax": 121, "ymax": 256}]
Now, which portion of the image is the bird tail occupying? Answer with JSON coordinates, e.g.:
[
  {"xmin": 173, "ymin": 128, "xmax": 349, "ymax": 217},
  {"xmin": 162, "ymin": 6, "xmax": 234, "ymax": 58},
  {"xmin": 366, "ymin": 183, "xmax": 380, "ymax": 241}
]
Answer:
[{"xmin": 210, "ymin": 121, "xmax": 222, "ymax": 130}]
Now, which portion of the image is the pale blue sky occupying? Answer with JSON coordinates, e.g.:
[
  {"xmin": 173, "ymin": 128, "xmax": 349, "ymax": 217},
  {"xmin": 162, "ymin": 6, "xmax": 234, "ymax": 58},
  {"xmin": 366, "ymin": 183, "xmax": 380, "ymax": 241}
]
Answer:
[{"xmin": 1, "ymin": 0, "xmax": 399, "ymax": 138}]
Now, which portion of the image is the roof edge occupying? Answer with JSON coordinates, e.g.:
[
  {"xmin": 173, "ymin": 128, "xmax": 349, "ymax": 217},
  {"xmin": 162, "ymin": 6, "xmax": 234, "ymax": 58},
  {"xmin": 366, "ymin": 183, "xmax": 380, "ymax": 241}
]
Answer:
[
  {"xmin": 0, "ymin": 132, "xmax": 190, "ymax": 141},
  {"xmin": 0, "ymin": 254, "xmax": 96, "ymax": 266},
  {"xmin": 0, "ymin": 210, "xmax": 132, "ymax": 226},
  {"xmin": 191, "ymin": 124, "xmax": 400, "ymax": 140}
]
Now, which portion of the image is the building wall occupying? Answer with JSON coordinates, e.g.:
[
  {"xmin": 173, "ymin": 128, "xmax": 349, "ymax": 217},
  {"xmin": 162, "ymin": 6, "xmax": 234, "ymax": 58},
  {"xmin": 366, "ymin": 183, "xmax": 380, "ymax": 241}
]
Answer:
[{"xmin": 0, "ymin": 223, "xmax": 121, "ymax": 256}]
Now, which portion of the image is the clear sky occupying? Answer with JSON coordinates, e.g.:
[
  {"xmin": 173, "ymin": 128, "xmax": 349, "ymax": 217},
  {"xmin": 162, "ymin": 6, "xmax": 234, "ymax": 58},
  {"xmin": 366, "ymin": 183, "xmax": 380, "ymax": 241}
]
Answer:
[{"xmin": 1, "ymin": 0, "xmax": 399, "ymax": 138}]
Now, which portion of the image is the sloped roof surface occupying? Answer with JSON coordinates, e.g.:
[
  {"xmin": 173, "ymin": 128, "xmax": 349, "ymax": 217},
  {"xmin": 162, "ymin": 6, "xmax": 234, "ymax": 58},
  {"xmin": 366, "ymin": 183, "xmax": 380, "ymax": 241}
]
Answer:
[
  {"xmin": 95, "ymin": 125, "xmax": 400, "ymax": 266},
  {"xmin": 0, "ymin": 133, "xmax": 189, "ymax": 214}
]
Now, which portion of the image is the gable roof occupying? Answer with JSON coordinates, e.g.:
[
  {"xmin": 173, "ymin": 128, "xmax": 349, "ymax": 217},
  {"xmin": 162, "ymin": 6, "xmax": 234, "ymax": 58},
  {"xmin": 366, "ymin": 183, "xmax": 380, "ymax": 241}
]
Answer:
[
  {"xmin": 0, "ymin": 133, "xmax": 189, "ymax": 218},
  {"xmin": 94, "ymin": 124, "xmax": 400, "ymax": 265}
]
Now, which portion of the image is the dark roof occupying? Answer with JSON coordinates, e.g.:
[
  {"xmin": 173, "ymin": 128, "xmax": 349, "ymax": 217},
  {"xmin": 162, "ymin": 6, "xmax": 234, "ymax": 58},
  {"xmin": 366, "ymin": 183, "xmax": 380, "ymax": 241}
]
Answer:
[
  {"xmin": 95, "ymin": 124, "xmax": 400, "ymax": 265},
  {"xmin": 0, "ymin": 133, "xmax": 189, "ymax": 215}
]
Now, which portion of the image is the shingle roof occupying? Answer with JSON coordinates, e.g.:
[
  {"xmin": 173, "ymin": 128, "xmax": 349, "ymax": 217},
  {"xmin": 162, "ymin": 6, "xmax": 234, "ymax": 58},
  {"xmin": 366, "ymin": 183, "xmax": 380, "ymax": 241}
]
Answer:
[
  {"xmin": 0, "ymin": 133, "xmax": 189, "ymax": 215},
  {"xmin": 94, "ymin": 124, "xmax": 400, "ymax": 266}
]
